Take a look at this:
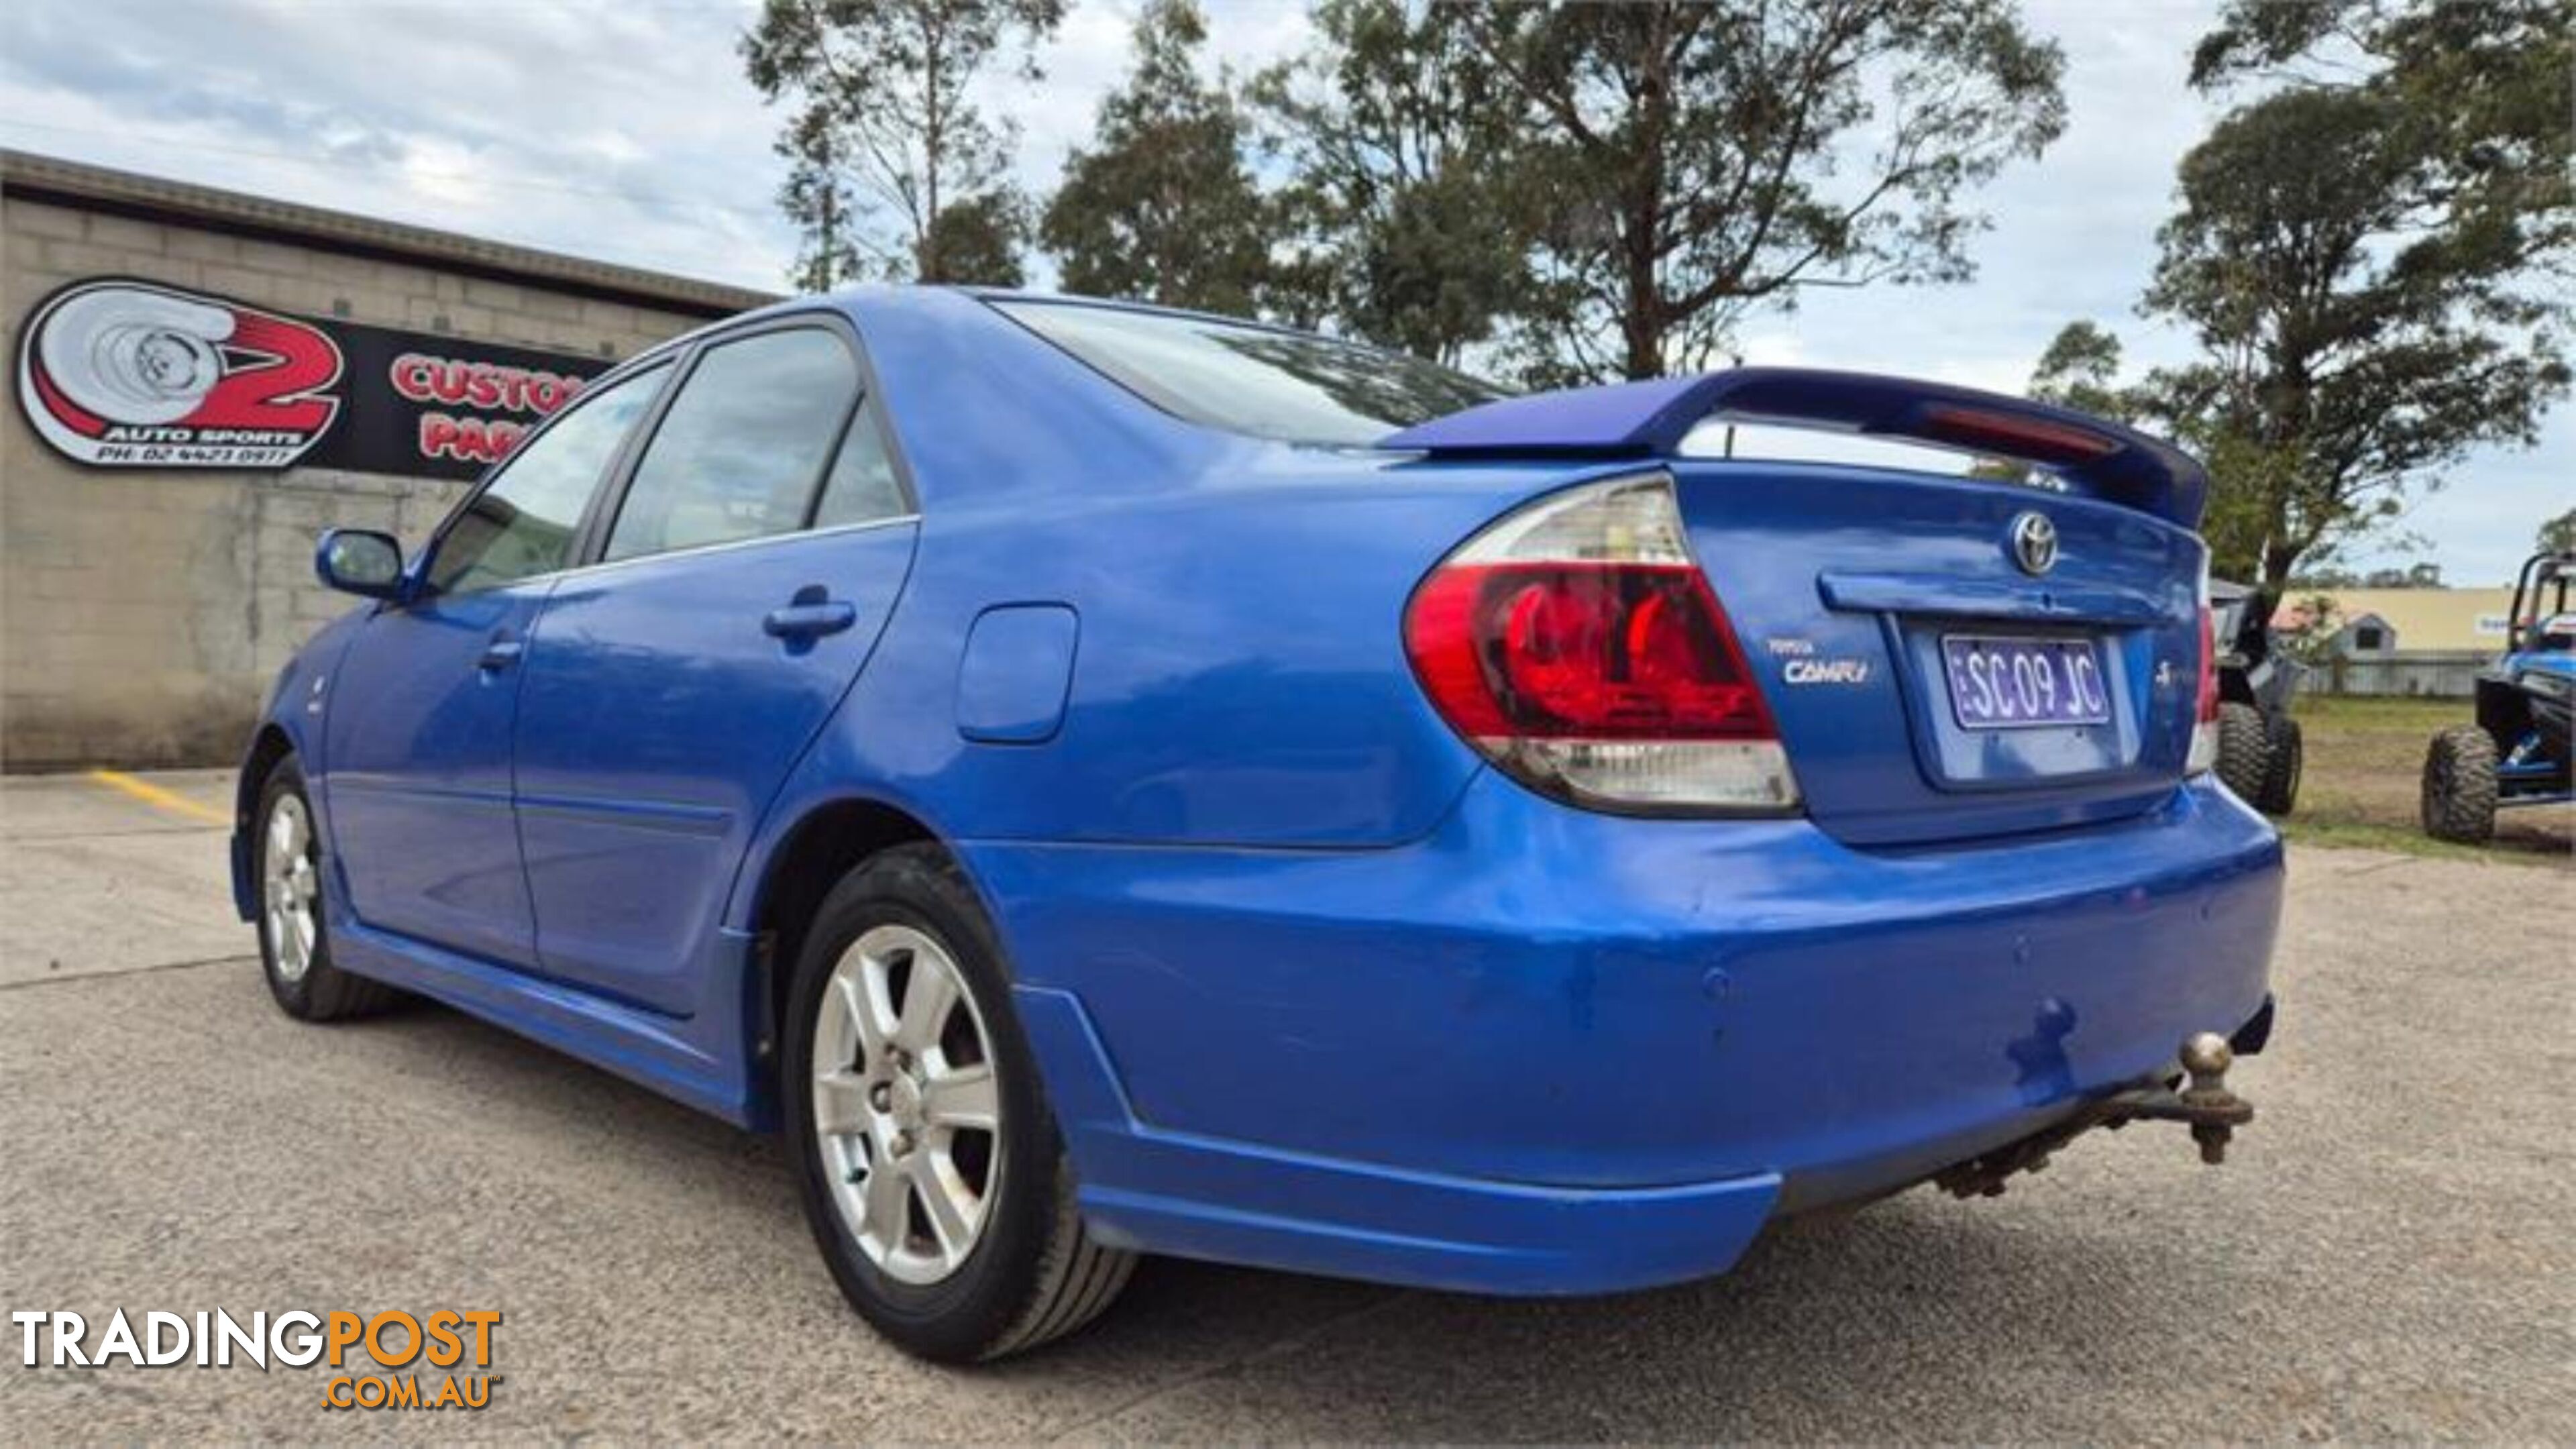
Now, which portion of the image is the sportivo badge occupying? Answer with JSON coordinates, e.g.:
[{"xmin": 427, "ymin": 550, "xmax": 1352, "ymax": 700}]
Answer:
[{"xmin": 15, "ymin": 278, "xmax": 345, "ymax": 469}]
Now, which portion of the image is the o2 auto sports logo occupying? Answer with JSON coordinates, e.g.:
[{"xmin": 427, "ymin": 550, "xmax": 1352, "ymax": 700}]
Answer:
[{"xmin": 15, "ymin": 278, "xmax": 345, "ymax": 468}]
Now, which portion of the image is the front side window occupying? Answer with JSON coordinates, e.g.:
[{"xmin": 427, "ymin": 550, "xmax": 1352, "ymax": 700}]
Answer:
[
  {"xmin": 603, "ymin": 328, "xmax": 859, "ymax": 563},
  {"xmin": 427, "ymin": 362, "xmax": 667, "ymax": 595},
  {"xmin": 991, "ymin": 299, "xmax": 1505, "ymax": 447}
]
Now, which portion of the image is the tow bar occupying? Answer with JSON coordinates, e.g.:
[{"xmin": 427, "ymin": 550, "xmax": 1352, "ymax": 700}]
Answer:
[{"xmin": 1936, "ymin": 1032, "xmax": 2256, "ymax": 1199}]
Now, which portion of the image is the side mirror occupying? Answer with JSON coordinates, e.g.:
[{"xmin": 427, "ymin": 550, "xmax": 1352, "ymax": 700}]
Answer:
[{"xmin": 315, "ymin": 529, "xmax": 406, "ymax": 599}]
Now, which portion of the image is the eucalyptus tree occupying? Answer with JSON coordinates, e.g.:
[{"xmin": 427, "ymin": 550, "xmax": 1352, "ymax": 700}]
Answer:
[{"xmin": 743, "ymin": 0, "xmax": 1062, "ymax": 285}]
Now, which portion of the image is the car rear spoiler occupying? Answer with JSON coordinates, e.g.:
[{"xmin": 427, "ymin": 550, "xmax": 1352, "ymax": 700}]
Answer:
[{"xmin": 1380, "ymin": 367, "xmax": 2210, "ymax": 530}]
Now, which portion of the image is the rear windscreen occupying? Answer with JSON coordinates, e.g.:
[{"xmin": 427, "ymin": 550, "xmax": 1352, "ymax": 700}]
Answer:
[{"xmin": 991, "ymin": 299, "xmax": 1505, "ymax": 447}]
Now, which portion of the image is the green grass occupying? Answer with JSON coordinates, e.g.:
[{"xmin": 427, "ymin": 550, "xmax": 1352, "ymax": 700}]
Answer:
[
  {"xmin": 2274, "ymin": 815, "xmax": 2520, "ymax": 863},
  {"xmin": 2279, "ymin": 694, "xmax": 2571, "ymax": 867}
]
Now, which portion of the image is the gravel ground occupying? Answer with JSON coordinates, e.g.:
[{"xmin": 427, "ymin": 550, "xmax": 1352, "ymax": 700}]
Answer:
[{"xmin": 1, "ymin": 770, "xmax": 2569, "ymax": 1441}]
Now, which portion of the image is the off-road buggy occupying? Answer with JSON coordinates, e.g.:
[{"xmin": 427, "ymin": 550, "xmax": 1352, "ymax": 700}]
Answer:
[
  {"xmin": 2210, "ymin": 579, "xmax": 2302, "ymax": 816},
  {"xmin": 2421, "ymin": 550, "xmax": 2576, "ymax": 843}
]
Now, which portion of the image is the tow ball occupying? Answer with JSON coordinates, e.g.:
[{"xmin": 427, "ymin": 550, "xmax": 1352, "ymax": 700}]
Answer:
[
  {"xmin": 2130, "ymin": 1032, "xmax": 2257, "ymax": 1165},
  {"xmin": 1936, "ymin": 1032, "xmax": 2256, "ymax": 1199}
]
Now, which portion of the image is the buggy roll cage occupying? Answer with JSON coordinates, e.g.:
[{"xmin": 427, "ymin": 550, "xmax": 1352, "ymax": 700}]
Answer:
[{"xmin": 2506, "ymin": 551, "xmax": 2575, "ymax": 653}]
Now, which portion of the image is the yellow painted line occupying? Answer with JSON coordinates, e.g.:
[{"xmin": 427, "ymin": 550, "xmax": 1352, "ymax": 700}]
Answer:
[{"xmin": 87, "ymin": 769, "xmax": 232, "ymax": 826}]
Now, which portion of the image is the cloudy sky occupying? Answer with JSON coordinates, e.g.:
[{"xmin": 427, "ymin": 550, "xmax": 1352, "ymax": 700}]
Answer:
[{"xmin": 4, "ymin": 0, "xmax": 2563, "ymax": 583}]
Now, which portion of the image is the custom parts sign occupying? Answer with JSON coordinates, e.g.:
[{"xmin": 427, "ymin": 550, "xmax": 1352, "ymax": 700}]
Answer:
[{"xmin": 15, "ymin": 278, "xmax": 612, "ymax": 480}]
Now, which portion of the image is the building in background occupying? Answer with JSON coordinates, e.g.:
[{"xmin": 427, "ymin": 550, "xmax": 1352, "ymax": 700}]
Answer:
[
  {"xmin": 2, "ymin": 150, "xmax": 775, "ymax": 768},
  {"xmin": 2274, "ymin": 585, "xmax": 2522, "ymax": 698}
]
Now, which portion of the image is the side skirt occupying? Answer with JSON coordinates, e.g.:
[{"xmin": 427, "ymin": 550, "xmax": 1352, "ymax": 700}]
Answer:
[{"xmin": 324, "ymin": 914, "xmax": 764, "ymax": 1129}]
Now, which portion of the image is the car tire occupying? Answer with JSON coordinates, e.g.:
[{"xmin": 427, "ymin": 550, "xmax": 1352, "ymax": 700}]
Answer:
[
  {"xmin": 254, "ymin": 757, "xmax": 400, "ymax": 1022},
  {"xmin": 2420, "ymin": 724, "xmax": 2500, "ymax": 845},
  {"xmin": 2215, "ymin": 702, "xmax": 2269, "ymax": 804},
  {"xmin": 782, "ymin": 843, "xmax": 1135, "ymax": 1362},
  {"xmin": 2254, "ymin": 713, "xmax": 2302, "ymax": 816}
]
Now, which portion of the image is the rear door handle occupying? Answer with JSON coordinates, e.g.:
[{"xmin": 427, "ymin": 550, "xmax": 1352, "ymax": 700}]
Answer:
[
  {"xmin": 478, "ymin": 637, "xmax": 525, "ymax": 672},
  {"xmin": 763, "ymin": 600, "xmax": 857, "ymax": 640}
]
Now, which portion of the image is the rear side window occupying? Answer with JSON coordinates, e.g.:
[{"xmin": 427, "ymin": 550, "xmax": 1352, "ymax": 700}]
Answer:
[
  {"xmin": 604, "ymin": 328, "xmax": 859, "ymax": 563},
  {"xmin": 811, "ymin": 406, "xmax": 908, "ymax": 529},
  {"xmin": 429, "ymin": 362, "xmax": 667, "ymax": 594},
  {"xmin": 991, "ymin": 299, "xmax": 1503, "ymax": 447}
]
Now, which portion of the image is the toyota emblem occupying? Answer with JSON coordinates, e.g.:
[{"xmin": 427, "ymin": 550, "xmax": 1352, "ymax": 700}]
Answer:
[{"xmin": 2009, "ymin": 511, "xmax": 2058, "ymax": 576}]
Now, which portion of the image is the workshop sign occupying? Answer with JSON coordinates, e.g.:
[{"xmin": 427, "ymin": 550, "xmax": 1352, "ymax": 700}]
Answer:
[{"xmin": 14, "ymin": 276, "xmax": 611, "ymax": 480}]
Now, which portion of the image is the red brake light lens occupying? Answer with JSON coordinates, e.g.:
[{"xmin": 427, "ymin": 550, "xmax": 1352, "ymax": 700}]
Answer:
[
  {"xmin": 2196, "ymin": 604, "xmax": 2220, "ymax": 725},
  {"xmin": 1403, "ymin": 474, "xmax": 1796, "ymax": 813},
  {"xmin": 2187, "ymin": 555, "xmax": 2221, "ymax": 775},
  {"xmin": 1917, "ymin": 405, "xmax": 2120, "ymax": 466},
  {"xmin": 1409, "ymin": 563, "xmax": 1773, "ymax": 741}
]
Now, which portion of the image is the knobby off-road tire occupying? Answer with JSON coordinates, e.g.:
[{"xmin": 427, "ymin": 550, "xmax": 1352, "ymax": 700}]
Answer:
[
  {"xmin": 2255, "ymin": 713, "xmax": 2303, "ymax": 816},
  {"xmin": 2420, "ymin": 724, "xmax": 2500, "ymax": 844},
  {"xmin": 2215, "ymin": 702, "xmax": 2270, "ymax": 806},
  {"xmin": 254, "ymin": 757, "xmax": 400, "ymax": 1022},
  {"xmin": 783, "ymin": 844, "xmax": 1136, "ymax": 1362}
]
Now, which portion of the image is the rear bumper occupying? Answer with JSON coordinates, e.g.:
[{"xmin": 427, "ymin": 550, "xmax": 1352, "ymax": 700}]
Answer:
[
  {"xmin": 1015, "ymin": 984, "xmax": 1785, "ymax": 1295},
  {"xmin": 966, "ymin": 773, "xmax": 2284, "ymax": 1294}
]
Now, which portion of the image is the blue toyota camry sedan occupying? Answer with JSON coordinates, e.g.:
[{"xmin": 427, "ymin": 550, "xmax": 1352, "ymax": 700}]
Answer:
[{"xmin": 234, "ymin": 287, "xmax": 2282, "ymax": 1360}]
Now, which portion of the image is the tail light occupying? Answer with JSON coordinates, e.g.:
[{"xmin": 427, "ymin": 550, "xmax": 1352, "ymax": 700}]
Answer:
[
  {"xmin": 2186, "ymin": 554, "xmax": 2220, "ymax": 774},
  {"xmin": 1403, "ymin": 474, "xmax": 1798, "ymax": 813}
]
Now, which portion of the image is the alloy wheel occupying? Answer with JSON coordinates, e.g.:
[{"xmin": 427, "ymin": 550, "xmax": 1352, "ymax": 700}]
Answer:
[
  {"xmin": 810, "ymin": 924, "xmax": 1003, "ymax": 1285},
  {"xmin": 262, "ymin": 794, "xmax": 319, "ymax": 983}
]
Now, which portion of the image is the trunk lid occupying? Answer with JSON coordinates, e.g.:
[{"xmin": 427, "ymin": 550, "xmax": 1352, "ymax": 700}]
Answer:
[
  {"xmin": 1383, "ymin": 366, "xmax": 2214, "ymax": 847},
  {"xmin": 1669, "ymin": 459, "xmax": 2202, "ymax": 847}
]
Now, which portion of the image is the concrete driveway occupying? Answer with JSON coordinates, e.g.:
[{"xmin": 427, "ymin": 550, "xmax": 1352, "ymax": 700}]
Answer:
[{"xmin": 1, "ymin": 770, "xmax": 2568, "ymax": 1440}]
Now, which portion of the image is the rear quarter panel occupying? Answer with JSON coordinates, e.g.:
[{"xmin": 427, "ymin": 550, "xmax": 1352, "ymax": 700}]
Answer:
[
  {"xmin": 744, "ymin": 290, "xmax": 1626, "ymax": 863},
  {"xmin": 763, "ymin": 460, "xmax": 1587, "ymax": 851}
]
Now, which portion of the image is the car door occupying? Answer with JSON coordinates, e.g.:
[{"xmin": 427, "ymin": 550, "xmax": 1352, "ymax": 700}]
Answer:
[
  {"xmin": 510, "ymin": 318, "xmax": 918, "ymax": 1014},
  {"xmin": 322, "ymin": 361, "xmax": 670, "ymax": 966}
]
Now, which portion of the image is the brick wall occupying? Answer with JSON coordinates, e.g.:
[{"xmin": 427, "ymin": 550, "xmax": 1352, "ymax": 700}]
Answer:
[{"xmin": 1, "ymin": 193, "xmax": 725, "ymax": 769}]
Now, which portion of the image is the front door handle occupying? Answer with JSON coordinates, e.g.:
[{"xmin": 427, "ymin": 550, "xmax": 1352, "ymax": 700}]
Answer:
[
  {"xmin": 763, "ymin": 600, "xmax": 857, "ymax": 640},
  {"xmin": 478, "ymin": 637, "xmax": 525, "ymax": 672}
]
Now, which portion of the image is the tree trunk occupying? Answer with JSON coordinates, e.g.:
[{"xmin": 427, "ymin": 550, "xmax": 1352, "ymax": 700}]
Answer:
[
  {"xmin": 2259, "ymin": 537, "xmax": 2302, "ymax": 605},
  {"xmin": 918, "ymin": 12, "xmax": 947, "ymax": 282},
  {"xmin": 1618, "ymin": 7, "xmax": 1672, "ymax": 380},
  {"xmin": 818, "ymin": 157, "xmax": 839, "ymax": 290},
  {"xmin": 1621, "ymin": 299, "xmax": 1663, "ymax": 380}
]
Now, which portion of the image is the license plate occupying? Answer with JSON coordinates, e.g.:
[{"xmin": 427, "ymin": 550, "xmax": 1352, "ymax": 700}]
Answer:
[{"xmin": 1940, "ymin": 634, "xmax": 2111, "ymax": 729}]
